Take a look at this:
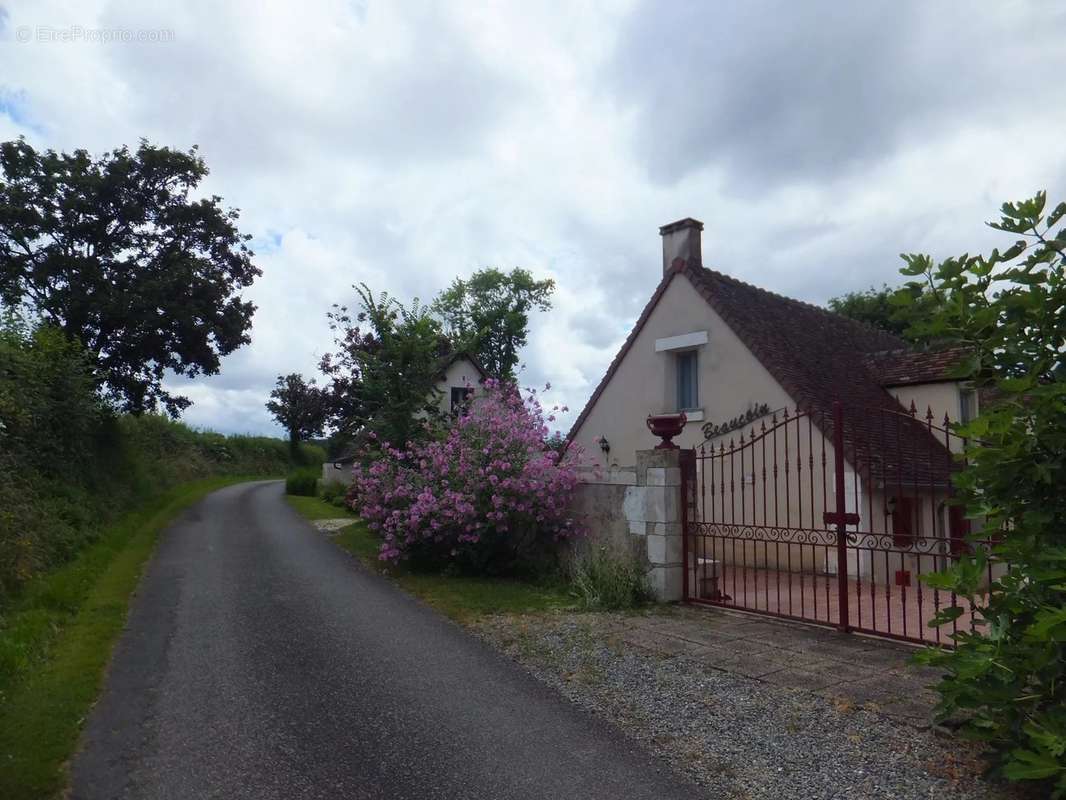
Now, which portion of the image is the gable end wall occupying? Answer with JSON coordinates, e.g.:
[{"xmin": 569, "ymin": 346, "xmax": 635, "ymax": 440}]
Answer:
[{"xmin": 571, "ymin": 273, "xmax": 798, "ymax": 466}]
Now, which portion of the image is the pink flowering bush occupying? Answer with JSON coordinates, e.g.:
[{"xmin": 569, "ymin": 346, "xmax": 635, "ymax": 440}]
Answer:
[{"xmin": 348, "ymin": 380, "xmax": 582, "ymax": 574}]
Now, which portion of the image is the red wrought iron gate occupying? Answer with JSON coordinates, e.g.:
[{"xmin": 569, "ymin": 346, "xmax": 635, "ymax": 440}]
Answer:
[{"xmin": 681, "ymin": 401, "xmax": 992, "ymax": 646}]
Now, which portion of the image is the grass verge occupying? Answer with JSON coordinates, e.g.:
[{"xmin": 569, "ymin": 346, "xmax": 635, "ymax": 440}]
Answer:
[
  {"xmin": 0, "ymin": 475, "xmax": 260, "ymax": 800},
  {"xmin": 286, "ymin": 496, "xmax": 574, "ymax": 622},
  {"xmin": 285, "ymin": 494, "xmax": 358, "ymax": 521}
]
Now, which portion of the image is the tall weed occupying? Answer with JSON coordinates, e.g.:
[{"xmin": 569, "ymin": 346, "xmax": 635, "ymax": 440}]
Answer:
[{"xmin": 571, "ymin": 546, "xmax": 654, "ymax": 610}]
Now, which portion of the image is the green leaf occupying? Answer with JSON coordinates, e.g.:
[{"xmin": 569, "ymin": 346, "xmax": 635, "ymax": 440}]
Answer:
[
  {"xmin": 1027, "ymin": 606, "xmax": 1066, "ymax": 641},
  {"xmin": 899, "ymin": 253, "xmax": 932, "ymax": 276},
  {"xmin": 1025, "ymin": 720, "xmax": 1066, "ymax": 759},
  {"xmin": 929, "ymin": 605, "xmax": 965, "ymax": 627},
  {"xmin": 1000, "ymin": 376, "xmax": 1035, "ymax": 393},
  {"xmin": 1003, "ymin": 748, "xmax": 1063, "ymax": 781},
  {"xmin": 1001, "ymin": 240, "xmax": 1027, "ymax": 262}
]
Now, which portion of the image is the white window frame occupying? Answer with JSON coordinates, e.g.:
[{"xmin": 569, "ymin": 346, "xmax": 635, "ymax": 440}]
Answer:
[{"xmin": 655, "ymin": 330, "xmax": 708, "ymax": 352}]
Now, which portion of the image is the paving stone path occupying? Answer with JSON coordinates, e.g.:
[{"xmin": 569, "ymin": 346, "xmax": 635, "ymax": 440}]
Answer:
[{"xmin": 619, "ymin": 606, "xmax": 941, "ymax": 725}]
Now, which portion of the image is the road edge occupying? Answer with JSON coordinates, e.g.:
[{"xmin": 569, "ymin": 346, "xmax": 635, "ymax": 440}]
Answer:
[{"xmin": 0, "ymin": 476, "xmax": 267, "ymax": 800}]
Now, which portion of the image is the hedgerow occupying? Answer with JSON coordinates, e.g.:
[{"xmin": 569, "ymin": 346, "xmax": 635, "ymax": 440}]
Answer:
[{"xmin": 0, "ymin": 317, "xmax": 318, "ymax": 600}]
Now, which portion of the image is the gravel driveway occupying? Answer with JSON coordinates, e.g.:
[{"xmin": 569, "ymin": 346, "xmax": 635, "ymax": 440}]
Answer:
[{"xmin": 472, "ymin": 610, "xmax": 1023, "ymax": 800}]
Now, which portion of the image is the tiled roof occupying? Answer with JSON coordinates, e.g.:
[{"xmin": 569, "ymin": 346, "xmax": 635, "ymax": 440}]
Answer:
[
  {"xmin": 568, "ymin": 258, "xmax": 956, "ymax": 483},
  {"xmin": 683, "ymin": 264, "xmax": 907, "ymax": 418},
  {"xmin": 863, "ymin": 346, "xmax": 970, "ymax": 386}
]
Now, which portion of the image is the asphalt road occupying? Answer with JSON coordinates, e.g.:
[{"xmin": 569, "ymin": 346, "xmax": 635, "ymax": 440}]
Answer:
[{"xmin": 71, "ymin": 481, "xmax": 700, "ymax": 799}]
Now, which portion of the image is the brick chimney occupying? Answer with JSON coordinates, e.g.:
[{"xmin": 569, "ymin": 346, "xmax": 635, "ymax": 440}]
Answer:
[{"xmin": 659, "ymin": 217, "xmax": 703, "ymax": 275}]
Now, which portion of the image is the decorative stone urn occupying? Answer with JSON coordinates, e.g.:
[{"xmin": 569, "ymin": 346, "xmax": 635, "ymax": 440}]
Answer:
[{"xmin": 646, "ymin": 412, "xmax": 687, "ymax": 449}]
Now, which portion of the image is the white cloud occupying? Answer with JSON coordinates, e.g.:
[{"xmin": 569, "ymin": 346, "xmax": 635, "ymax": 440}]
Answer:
[{"xmin": 2, "ymin": 0, "xmax": 1064, "ymax": 438}]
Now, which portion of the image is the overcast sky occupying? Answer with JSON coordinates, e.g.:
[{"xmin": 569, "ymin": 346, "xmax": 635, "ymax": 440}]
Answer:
[{"xmin": 2, "ymin": 1, "xmax": 1064, "ymax": 437}]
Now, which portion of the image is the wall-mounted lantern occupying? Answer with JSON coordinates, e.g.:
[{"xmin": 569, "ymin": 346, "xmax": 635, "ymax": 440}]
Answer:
[{"xmin": 596, "ymin": 435, "xmax": 610, "ymax": 455}]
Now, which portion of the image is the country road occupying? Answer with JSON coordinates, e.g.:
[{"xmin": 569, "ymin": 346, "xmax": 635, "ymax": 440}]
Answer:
[{"xmin": 71, "ymin": 481, "xmax": 700, "ymax": 800}]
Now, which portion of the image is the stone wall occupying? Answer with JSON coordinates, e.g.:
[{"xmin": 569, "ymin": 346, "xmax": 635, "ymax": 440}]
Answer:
[
  {"xmin": 570, "ymin": 450, "xmax": 686, "ymax": 602},
  {"xmin": 570, "ymin": 465, "xmax": 639, "ymax": 558}
]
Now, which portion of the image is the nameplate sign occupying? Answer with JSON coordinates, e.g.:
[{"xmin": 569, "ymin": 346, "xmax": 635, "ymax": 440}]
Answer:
[{"xmin": 701, "ymin": 403, "xmax": 772, "ymax": 441}]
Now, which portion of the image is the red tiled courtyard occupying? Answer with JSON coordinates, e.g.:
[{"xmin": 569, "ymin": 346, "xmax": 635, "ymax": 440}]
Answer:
[{"xmin": 691, "ymin": 564, "xmax": 982, "ymax": 645}]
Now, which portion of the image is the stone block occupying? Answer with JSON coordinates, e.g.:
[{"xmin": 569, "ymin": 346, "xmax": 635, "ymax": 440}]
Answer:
[
  {"xmin": 646, "ymin": 532, "xmax": 683, "ymax": 565},
  {"xmin": 646, "ymin": 467, "xmax": 682, "ymax": 486},
  {"xmin": 636, "ymin": 449, "xmax": 684, "ymax": 469},
  {"xmin": 642, "ymin": 488, "xmax": 678, "ymax": 523},
  {"xmin": 622, "ymin": 486, "xmax": 647, "ymax": 522},
  {"xmin": 648, "ymin": 521, "xmax": 681, "ymax": 538},
  {"xmin": 647, "ymin": 563, "xmax": 684, "ymax": 602},
  {"xmin": 636, "ymin": 448, "xmax": 685, "ymax": 485},
  {"xmin": 643, "ymin": 488, "xmax": 666, "ymax": 522}
]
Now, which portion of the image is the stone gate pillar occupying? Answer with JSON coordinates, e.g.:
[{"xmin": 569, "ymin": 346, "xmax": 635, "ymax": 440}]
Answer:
[{"xmin": 626, "ymin": 449, "xmax": 688, "ymax": 601}]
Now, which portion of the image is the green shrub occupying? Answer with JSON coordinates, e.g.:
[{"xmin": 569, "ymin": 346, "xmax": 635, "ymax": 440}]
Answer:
[
  {"xmin": 319, "ymin": 480, "xmax": 348, "ymax": 507},
  {"xmin": 0, "ymin": 317, "xmax": 306, "ymax": 602},
  {"xmin": 570, "ymin": 546, "xmax": 653, "ymax": 610},
  {"xmin": 285, "ymin": 468, "xmax": 319, "ymax": 497},
  {"xmin": 905, "ymin": 193, "xmax": 1066, "ymax": 797}
]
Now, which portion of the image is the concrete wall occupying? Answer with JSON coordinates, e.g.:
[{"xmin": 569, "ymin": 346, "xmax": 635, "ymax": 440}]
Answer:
[
  {"xmin": 571, "ymin": 273, "xmax": 795, "ymax": 469},
  {"xmin": 888, "ymin": 381, "xmax": 965, "ymax": 423}
]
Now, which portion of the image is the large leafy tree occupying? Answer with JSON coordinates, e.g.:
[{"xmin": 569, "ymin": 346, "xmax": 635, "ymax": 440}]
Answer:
[
  {"xmin": 907, "ymin": 192, "xmax": 1066, "ymax": 796},
  {"xmin": 432, "ymin": 267, "xmax": 554, "ymax": 379},
  {"xmin": 265, "ymin": 373, "xmax": 331, "ymax": 458},
  {"xmin": 0, "ymin": 138, "xmax": 259, "ymax": 415},
  {"xmin": 319, "ymin": 284, "xmax": 446, "ymax": 448},
  {"xmin": 827, "ymin": 283, "xmax": 939, "ymax": 339}
]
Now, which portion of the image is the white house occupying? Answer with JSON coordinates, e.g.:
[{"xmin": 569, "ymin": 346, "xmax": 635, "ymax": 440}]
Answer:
[
  {"xmin": 434, "ymin": 351, "xmax": 487, "ymax": 417},
  {"xmin": 569, "ymin": 218, "xmax": 976, "ymax": 467},
  {"xmin": 568, "ymin": 219, "xmax": 985, "ymax": 634},
  {"xmin": 322, "ymin": 351, "xmax": 487, "ymax": 485}
]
